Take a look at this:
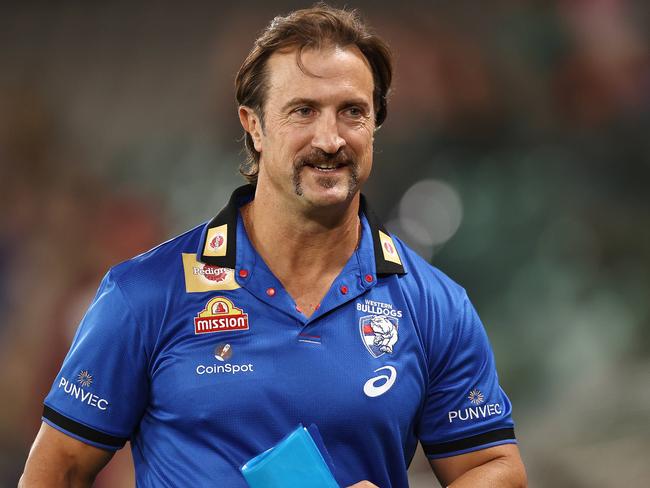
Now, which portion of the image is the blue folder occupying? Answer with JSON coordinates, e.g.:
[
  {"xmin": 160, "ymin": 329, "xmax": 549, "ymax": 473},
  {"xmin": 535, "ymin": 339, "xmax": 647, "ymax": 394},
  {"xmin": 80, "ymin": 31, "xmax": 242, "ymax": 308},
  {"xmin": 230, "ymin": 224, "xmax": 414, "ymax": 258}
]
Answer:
[{"xmin": 240, "ymin": 424, "xmax": 340, "ymax": 488}]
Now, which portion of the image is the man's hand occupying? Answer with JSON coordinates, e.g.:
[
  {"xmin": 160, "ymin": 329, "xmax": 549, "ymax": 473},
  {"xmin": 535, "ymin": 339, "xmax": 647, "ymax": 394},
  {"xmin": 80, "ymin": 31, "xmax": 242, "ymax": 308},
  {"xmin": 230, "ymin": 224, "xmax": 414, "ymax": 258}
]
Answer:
[{"xmin": 347, "ymin": 482, "xmax": 379, "ymax": 488}]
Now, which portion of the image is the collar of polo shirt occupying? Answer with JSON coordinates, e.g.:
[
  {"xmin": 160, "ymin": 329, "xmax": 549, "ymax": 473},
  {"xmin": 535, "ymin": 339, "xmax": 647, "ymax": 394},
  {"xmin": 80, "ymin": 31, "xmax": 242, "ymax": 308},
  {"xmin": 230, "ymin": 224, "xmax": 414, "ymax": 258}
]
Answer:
[{"xmin": 196, "ymin": 185, "xmax": 405, "ymax": 276}]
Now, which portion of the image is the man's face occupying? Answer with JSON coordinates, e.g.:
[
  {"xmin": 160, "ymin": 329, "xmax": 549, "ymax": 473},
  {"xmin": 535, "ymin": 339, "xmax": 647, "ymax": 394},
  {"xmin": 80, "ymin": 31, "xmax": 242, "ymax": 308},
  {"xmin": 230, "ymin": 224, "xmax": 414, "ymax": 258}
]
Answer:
[{"xmin": 243, "ymin": 45, "xmax": 375, "ymax": 210}]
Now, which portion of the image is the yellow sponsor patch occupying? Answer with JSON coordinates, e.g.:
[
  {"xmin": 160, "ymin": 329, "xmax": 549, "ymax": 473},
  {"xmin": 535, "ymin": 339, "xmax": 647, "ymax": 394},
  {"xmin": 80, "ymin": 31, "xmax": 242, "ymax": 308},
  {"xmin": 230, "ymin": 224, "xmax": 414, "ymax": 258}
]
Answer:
[
  {"xmin": 203, "ymin": 224, "xmax": 228, "ymax": 257},
  {"xmin": 378, "ymin": 231, "xmax": 402, "ymax": 266},
  {"xmin": 182, "ymin": 253, "xmax": 240, "ymax": 293}
]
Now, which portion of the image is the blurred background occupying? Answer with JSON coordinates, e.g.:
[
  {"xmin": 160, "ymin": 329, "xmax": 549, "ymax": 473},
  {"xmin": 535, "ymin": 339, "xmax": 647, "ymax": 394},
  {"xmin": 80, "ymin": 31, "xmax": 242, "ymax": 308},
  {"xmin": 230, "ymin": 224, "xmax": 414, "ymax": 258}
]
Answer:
[{"xmin": 1, "ymin": 0, "xmax": 649, "ymax": 486}]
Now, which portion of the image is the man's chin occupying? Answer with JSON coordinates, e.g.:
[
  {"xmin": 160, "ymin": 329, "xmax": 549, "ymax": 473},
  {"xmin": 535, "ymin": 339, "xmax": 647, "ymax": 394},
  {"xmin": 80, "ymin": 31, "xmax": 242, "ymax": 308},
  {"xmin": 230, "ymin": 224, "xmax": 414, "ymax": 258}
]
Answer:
[{"xmin": 298, "ymin": 181, "xmax": 357, "ymax": 208}]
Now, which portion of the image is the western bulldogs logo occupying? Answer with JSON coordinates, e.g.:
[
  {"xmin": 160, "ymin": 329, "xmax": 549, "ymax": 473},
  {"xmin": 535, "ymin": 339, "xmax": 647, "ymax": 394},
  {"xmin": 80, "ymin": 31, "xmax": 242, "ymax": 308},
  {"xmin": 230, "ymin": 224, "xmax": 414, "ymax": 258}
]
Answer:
[{"xmin": 359, "ymin": 315, "xmax": 399, "ymax": 358}]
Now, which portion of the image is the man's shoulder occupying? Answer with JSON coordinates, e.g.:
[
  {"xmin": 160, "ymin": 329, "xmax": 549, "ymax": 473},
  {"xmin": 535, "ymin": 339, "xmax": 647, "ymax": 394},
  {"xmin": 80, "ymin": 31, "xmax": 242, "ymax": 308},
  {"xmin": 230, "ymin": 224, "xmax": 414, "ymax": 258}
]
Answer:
[
  {"xmin": 391, "ymin": 234, "xmax": 467, "ymax": 304},
  {"xmin": 389, "ymin": 235, "xmax": 474, "ymax": 341},
  {"xmin": 108, "ymin": 222, "xmax": 206, "ymax": 290}
]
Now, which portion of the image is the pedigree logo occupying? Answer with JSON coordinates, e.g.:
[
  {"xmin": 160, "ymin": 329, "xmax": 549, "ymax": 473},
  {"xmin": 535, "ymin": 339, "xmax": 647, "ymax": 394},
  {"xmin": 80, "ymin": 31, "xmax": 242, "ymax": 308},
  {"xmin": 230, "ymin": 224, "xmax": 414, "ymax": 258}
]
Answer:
[
  {"xmin": 181, "ymin": 253, "xmax": 240, "ymax": 293},
  {"xmin": 194, "ymin": 297, "xmax": 249, "ymax": 335}
]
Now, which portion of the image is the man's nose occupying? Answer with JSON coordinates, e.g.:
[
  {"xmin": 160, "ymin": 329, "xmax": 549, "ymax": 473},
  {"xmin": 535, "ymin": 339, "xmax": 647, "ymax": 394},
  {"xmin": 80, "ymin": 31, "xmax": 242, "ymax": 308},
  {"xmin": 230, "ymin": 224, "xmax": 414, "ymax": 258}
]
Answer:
[{"xmin": 311, "ymin": 111, "xmax": 346, "ymax": 154}]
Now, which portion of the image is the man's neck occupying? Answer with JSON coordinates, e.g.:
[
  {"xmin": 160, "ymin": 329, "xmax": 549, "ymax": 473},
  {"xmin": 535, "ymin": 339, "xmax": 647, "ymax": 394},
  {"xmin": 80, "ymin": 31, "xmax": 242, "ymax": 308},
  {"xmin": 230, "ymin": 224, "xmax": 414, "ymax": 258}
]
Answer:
[{"xmin": 241, "ymin": 185, "xmax": 361, "ymax": 315}]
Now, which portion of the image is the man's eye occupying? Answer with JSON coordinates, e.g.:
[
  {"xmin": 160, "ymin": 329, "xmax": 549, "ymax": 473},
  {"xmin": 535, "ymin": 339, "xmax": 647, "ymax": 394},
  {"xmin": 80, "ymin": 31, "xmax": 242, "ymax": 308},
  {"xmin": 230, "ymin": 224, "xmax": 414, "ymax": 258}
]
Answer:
[
  {"xmin": 294, "ymin": 107, "xmax": 314, "ymax": 117},
  {"xmin": 344, "ymin": 107, "xmax": 364, "ymax": 117}
]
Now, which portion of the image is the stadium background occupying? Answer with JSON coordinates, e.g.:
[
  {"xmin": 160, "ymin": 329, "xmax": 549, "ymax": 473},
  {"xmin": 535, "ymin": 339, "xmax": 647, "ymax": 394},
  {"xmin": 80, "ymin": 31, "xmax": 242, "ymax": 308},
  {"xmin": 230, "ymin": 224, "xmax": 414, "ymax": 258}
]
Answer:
[{"xmin": 1, "ymin": 1, "xmax": 649, "ymax": 486}]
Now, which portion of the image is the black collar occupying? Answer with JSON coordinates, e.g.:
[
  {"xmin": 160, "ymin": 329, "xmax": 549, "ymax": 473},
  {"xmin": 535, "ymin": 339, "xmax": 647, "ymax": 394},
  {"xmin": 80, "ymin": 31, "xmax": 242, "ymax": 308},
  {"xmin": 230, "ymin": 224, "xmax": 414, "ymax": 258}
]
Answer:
[{"xmin": 198, "ymin": 185, "xmax": 405, "ymax": 276}]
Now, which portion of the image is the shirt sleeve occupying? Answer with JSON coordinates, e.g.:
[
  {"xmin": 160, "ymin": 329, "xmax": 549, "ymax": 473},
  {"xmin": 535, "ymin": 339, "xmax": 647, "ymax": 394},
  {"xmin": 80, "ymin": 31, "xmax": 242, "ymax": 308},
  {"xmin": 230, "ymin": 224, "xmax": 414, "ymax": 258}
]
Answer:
[
  {"xmin": 42, "ymin": 270, "xmax": 150, "ymax": 451},
  {"xmin": 417, "ymin": 292, "xmax": 516, "ymax": 459}
]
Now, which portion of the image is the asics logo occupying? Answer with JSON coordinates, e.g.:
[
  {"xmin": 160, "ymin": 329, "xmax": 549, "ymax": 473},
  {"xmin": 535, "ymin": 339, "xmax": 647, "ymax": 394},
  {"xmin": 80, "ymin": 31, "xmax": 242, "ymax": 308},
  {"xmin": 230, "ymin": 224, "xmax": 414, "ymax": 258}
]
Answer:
[{"xmin": 363, "ymin": 366, "xmax": 397, "ymax": 398}]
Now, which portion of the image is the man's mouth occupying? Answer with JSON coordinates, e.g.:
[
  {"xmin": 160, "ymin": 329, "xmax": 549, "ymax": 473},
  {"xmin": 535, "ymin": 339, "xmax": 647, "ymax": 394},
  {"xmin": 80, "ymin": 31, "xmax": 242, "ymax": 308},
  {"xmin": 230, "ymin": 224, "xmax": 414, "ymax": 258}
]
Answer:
[
  {"xmin": 297, "ymin": 148, "xmax": 355, "ymax": 176},
  {"xmin": 306, "ymin": 162, "xmax": 347, "ymax": 172}
]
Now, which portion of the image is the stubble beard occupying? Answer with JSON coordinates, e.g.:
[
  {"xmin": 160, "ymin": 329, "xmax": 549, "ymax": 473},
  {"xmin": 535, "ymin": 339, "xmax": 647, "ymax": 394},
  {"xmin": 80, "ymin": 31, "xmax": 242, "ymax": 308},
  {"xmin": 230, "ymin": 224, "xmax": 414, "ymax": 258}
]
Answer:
[{"xmin": 292, "ymin": 148, "xmax": 360, "ymax": 200}]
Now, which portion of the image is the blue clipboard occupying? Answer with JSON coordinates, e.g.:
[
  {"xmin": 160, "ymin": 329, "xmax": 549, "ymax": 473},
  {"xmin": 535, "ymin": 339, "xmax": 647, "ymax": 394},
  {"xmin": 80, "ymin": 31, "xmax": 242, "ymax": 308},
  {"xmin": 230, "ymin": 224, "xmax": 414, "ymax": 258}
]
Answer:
[{"xmin": 240, "ymin": 424, "xmax": 340, "ymax": 488}]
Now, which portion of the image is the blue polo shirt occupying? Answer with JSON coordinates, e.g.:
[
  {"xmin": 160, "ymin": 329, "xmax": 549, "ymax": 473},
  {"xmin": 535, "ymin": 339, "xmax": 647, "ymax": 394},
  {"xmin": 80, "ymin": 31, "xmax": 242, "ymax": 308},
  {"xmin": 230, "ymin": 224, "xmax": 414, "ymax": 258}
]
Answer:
[{"xmin": 43, "ymin": 185, "xmax": 516, "ymax": 487}]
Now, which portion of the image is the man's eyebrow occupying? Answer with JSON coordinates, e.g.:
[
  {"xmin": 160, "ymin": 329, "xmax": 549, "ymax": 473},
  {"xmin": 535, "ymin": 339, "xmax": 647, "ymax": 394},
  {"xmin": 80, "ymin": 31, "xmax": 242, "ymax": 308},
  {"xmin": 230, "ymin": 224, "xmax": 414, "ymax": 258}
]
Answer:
[
  {"xmin": 281, "ymin": 97, "xmax": 372, "ymax": 112},
  {"xmin": 281, "ymin": 98, "xmax": 319, "ymax": 112},
  {"xmin": 340, "ymin": 98, "xmax": 372, "ymax": 110}
]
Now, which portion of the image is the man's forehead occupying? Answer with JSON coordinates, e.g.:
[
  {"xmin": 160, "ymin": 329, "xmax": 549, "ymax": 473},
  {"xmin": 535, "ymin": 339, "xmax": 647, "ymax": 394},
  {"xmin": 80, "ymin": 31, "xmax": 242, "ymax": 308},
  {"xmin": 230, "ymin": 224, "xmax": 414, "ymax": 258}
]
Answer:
[{"xmin": 265, "ymin": 45, "xmax": 374, "ymax": 99}]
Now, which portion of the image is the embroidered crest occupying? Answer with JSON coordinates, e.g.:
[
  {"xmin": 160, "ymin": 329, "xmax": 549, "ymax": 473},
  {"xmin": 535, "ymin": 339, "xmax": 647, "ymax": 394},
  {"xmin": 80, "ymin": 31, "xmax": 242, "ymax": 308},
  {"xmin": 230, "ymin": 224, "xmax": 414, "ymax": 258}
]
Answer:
[{"xmin": 359, "ymin": 315, "xmax": 399, "ymax": 358}]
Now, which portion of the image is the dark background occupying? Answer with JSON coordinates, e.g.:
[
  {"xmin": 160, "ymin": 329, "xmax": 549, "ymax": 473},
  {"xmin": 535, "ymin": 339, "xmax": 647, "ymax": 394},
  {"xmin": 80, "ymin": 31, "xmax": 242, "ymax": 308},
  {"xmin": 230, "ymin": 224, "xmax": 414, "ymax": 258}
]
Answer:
[{"xmin": 1, "ymin": 1, "xmax": 649, "ymax": 486}]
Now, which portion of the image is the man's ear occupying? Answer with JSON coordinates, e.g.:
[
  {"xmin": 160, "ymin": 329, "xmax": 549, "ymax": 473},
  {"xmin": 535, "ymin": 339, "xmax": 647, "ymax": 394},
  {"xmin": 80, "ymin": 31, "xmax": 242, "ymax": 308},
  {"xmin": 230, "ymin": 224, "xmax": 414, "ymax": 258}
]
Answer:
[{"xmin": 238, "ymin": 106, "xmax": 263, "ymax": 152}]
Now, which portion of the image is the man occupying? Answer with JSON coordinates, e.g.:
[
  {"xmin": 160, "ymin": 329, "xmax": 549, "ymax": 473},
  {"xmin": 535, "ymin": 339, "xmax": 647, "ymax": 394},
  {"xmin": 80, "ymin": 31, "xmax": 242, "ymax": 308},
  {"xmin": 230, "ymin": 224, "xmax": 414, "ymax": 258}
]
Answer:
[{"xmin": 20, "ymin": 5, "xmax": 526, "ymax": 487}]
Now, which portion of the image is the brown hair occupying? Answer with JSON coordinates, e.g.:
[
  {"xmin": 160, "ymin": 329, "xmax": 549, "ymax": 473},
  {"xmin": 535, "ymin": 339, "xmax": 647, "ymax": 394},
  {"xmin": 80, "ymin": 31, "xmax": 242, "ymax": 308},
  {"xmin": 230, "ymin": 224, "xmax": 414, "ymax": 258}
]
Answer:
[{"xmin": 235, "ymin": 3, "xmax": 393, "ymax": 185}]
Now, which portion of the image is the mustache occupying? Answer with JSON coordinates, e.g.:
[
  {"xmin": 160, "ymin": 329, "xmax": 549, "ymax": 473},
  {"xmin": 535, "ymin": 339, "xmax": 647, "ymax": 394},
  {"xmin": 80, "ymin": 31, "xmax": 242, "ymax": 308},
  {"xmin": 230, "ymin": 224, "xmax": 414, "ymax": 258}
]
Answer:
[{"xmin": 295, "ymin": 148, "xmax": 356, "ymax": 168}]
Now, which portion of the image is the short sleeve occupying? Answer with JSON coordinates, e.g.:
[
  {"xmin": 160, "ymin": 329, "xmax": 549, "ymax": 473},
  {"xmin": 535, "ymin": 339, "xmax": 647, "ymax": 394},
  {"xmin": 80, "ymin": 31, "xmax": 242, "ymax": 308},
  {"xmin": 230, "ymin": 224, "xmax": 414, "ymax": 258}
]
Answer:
[
  {"xmin": 417, "ymin": 292, "xmax": 516, "ymax": 459},
  {"xmin": 43, "ymin": 270, "xmax": 149, "ymax": 451}
]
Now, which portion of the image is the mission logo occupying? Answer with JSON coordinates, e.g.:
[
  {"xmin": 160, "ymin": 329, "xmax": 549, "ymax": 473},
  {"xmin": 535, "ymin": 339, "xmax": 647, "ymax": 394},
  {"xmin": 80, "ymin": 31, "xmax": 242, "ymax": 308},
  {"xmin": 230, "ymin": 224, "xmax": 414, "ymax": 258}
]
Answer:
[{"xmin": 194, "ymin": 297, "xmax": 249, "ymax": 335}]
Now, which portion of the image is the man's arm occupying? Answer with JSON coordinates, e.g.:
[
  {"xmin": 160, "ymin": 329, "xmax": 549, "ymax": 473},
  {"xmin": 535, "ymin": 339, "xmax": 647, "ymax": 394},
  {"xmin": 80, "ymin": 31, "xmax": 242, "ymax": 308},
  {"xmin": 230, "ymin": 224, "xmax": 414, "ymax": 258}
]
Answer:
[
  {"xmin": 19, "ymin": 422, "xmax": 114, "ymax": 488},
  {"xmin": 429, "ymin": 443, "xmax": 527, "ymax": 487}
]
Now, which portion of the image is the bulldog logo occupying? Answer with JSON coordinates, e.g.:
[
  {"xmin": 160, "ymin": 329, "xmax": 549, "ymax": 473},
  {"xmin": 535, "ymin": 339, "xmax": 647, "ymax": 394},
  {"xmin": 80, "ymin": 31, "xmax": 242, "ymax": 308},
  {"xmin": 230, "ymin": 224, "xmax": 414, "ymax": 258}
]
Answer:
[{"xmin": 359, "ymin": 315, "xmax": 399, "ymax": 358}]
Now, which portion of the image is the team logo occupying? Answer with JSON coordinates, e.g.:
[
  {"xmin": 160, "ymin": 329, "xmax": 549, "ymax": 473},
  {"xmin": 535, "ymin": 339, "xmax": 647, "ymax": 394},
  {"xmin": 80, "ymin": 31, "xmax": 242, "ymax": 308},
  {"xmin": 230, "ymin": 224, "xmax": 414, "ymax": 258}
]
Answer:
[
  {"xmin": 359, "ymin": 315, "xmax": 399, "ymax": 358},
  {"xmin": 182, "ymin": 253, "xmax": 240, "ymax": 293},
  {"xmin": 214, "ymin": 343, "xmax": 233, "ymax": 362},
  {"xmin": 356, "ymin": 299, "xmax": 403, "ymax": 318},
  {"xmin": 77, "ymin": 370, "xmax": 93, "ymax": 387},
  {"xmin": 194, "ymin": 297, "xmax": 249, "ymax": 335}
]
